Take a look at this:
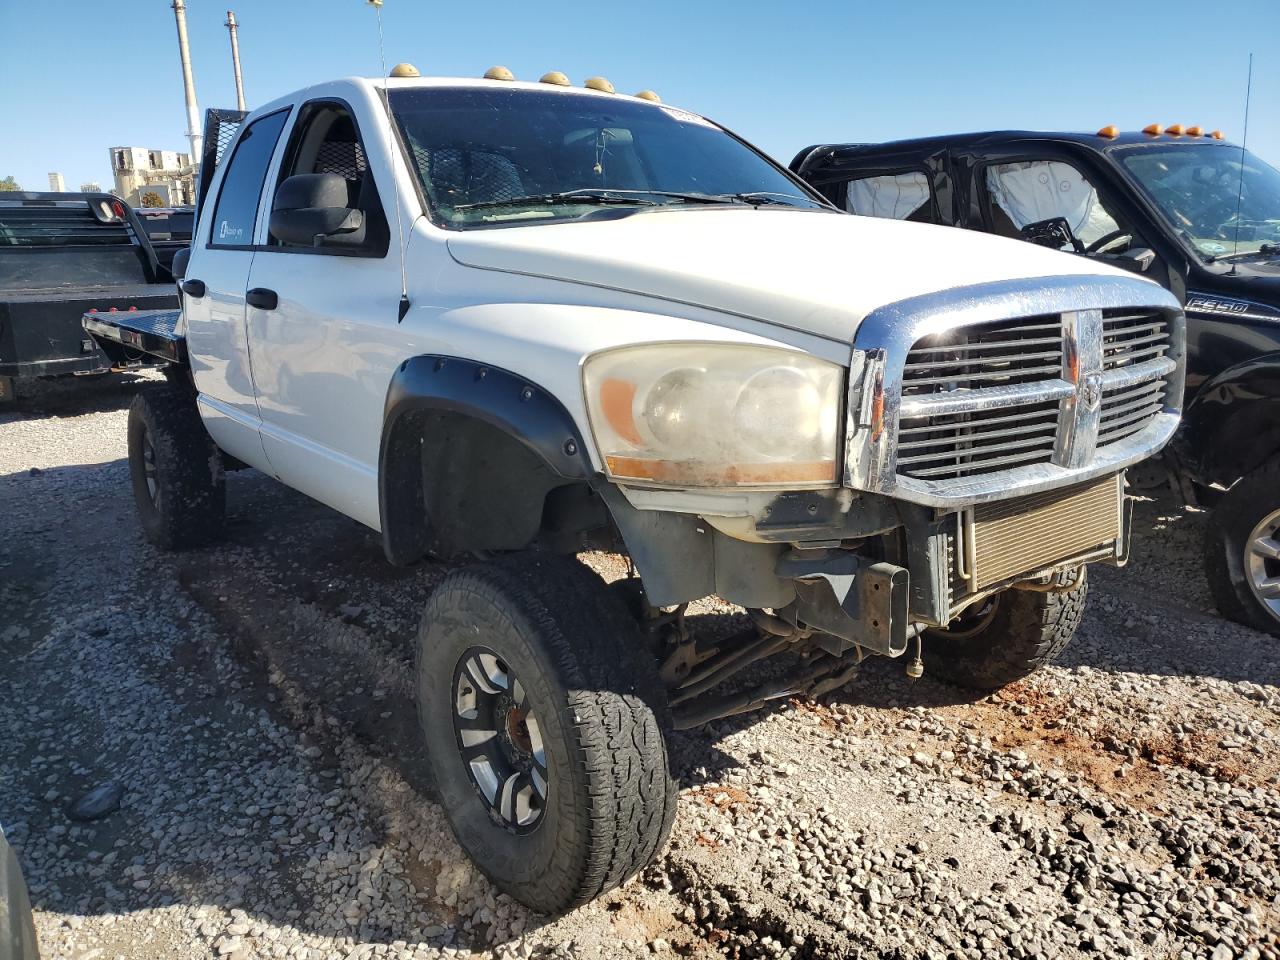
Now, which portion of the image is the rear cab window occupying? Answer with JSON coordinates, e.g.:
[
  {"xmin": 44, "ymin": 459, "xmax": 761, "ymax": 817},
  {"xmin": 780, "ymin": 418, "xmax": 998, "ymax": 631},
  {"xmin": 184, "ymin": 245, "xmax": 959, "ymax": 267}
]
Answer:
[
  {"xmin": 208, "ymin": 109, "xmax": 291, "ymax": 247},
  {"xmin": 842, "ymin": 170, "xmax": 936, "ymax": 223}
]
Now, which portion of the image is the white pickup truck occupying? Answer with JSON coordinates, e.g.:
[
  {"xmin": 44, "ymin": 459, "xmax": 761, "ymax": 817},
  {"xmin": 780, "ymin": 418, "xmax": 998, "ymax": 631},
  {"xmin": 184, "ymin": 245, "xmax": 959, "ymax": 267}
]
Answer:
[{"xmin": 87, "ymin": 69, "xmax": 1185, "ymax": 913}]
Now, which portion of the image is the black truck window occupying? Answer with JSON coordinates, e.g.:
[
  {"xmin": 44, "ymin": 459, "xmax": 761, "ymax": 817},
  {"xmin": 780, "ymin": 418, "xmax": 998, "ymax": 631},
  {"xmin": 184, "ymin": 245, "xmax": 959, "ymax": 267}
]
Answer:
[
  {"xmin": 843, "ymin": 171, "xmax": 935, "ymax": 223},
  {"xmin": 267, "ymin": 101, "xmax": 389, "ymax": 255},
  {"xmin": 208, "ymin": 109, "xmax": 290, "ymax": 247},
  {"xmin": 983, "ymin": 159, "xmax": 1129, "ymax": 252}
]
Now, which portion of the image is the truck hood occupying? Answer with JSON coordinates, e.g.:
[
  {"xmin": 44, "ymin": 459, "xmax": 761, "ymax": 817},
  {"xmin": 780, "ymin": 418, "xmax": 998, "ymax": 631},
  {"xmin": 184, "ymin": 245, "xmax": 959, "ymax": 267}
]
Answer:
[{"xmin": 446, "ymin": 208, "xmax": 1141, "ymax": 342}]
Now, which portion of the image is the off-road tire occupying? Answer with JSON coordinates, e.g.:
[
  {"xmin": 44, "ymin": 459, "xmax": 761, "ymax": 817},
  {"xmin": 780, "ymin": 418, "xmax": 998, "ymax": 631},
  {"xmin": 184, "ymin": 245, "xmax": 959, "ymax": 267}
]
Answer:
[
  {"xmin": 127, "ymin": 384, "xmax": 225, "ymax": 550},
  {"xmin": 416, "ymin": 554, "xmax": 677, "ymax": 914},
  {"xmin": 923, "ymin": 575, "xmax": 1089, "ymax": 691},
  {"xmin": 1205, "ymin": 458, "xmax": 1280, "ymax": 637}
]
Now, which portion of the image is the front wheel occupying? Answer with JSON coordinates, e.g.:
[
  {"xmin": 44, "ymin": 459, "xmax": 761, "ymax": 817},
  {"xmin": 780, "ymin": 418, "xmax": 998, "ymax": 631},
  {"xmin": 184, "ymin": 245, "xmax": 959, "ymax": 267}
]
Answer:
[
  {"xmin": 416, "ymin": 555, "xmax": 676, "ymax": 913},
  {"xmin": 1205, "ymin": 459, "xmax": 1280, "ymax": 637},
  {"xmin": 922, "ymin": 574, "xmax": 1088, "ymax": 691}
]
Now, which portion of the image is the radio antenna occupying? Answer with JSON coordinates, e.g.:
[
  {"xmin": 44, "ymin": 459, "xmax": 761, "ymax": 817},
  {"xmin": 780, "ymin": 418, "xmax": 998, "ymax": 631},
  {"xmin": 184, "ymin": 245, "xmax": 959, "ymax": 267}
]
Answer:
[
  {"xmin": 1229, "ymin": 53, "xmax": 1254, "ymax": 275},
  {"xmin": 368, "ymin": 0, "xmax": 410, "ymax": 320}
]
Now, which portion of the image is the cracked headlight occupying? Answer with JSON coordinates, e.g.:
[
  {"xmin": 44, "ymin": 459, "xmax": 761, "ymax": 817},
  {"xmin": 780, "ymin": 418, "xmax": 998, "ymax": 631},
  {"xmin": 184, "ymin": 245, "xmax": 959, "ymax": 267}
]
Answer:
[{"xmin": 583, "ymin": 343, "xmax": 843, "ymax": 488}]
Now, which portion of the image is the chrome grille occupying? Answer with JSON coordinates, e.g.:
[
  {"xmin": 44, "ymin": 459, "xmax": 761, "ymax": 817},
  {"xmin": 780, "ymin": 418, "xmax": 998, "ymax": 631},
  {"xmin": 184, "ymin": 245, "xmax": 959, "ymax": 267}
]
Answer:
[
  {"xmin": 894, "ymin": 309, "xmax": 1173, "ymax": 484},
  {"xmin": 1103, "ymin": 310, "xmax": 1171, "ymax": 370},
  {"xmin": 898, "ymin": 315, "xmax": 1065, "ymax": 481},
  {"xmin": 1097, "ymin": 310, "xmax": 1171, "ymax": 448},
  {"xmin": 901, "ymin": 315, "xmax": 1064, "ymax": 395}
]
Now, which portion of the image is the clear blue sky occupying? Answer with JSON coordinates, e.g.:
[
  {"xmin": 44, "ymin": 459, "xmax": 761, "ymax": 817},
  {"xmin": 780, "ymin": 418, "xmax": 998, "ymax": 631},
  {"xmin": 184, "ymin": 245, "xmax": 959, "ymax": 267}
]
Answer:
[{"xmin": 2, "ymin": 0, "xmax": 1276, "ymax": 193}]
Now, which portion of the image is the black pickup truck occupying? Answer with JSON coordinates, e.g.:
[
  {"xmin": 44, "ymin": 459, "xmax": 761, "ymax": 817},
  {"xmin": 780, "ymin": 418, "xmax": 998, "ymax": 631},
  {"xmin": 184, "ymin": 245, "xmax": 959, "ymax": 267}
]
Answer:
[
  {"xmin": 792, "ymin": 129, "xmax": 1280, "ymax": 636},
  {"xmin": 0, "ymin": 192, "xmax": 179, "ymax": 402}
]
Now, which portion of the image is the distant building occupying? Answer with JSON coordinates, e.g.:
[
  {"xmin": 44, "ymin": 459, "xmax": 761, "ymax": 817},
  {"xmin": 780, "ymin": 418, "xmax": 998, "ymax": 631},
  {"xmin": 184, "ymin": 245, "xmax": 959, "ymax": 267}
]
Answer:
[
  {"xmin": 80, "ymin": 181, "xmax": 103, "ymax": 193},
  {"xmin": 48, "ymin": 172, "xmax": 67, "ymax": 192},
  {"xmin": 110, "ymin": 146, "xmax": 196, "ymax": 207}
]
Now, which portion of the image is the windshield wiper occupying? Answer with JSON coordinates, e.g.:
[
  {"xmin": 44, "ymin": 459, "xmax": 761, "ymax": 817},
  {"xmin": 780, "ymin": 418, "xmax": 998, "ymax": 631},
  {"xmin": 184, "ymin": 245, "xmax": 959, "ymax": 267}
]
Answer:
[
  {"xmin": 1210, "ymin": 243, "xmax": 1280, "ymax": 264},
  {"xmin": 715, "ymin": 191, "xmax": 815, "ymax": 207},
  {"xmin": 453, "ymin": 190, "xmax": 663, "ymax": 212}
]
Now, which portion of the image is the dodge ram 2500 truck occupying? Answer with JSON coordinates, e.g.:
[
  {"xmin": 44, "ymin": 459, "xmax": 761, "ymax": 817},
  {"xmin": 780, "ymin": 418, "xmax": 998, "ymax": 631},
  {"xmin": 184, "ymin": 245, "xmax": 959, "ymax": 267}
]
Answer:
[
  {"xmin": 87, "ymin": 71, "xmax": 1185, "ymax": 913},
  {"xmin": 792, "ymin": 128, "xmax": 1280, "ymax": 637}
]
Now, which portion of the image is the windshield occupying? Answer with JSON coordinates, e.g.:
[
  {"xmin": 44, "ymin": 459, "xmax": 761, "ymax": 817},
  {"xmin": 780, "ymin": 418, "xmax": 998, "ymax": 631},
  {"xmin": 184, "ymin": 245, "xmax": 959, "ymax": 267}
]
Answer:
[
  {"xmin": 388, "ymin": 87, "xmax": 825, "ymax": 228},
  {"xmin": 1117, "ymin": 144, "xmax": 1280, "ymax": 262}
]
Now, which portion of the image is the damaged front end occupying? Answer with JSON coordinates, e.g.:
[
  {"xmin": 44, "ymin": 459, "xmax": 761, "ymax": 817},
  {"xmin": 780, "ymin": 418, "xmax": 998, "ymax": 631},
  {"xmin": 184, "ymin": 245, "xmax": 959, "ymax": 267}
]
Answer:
[{"xmin": 599, "ymin": 275, "xmax": 1181, "ymax": 728}]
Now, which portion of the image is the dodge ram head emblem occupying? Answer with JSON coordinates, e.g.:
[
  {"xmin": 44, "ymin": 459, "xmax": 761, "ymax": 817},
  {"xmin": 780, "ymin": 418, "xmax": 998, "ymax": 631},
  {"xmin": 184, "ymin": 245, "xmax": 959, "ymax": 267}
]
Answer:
[{"xmin": 1081, "ymin": 373, "xmax": 1103, "ymax": 411}]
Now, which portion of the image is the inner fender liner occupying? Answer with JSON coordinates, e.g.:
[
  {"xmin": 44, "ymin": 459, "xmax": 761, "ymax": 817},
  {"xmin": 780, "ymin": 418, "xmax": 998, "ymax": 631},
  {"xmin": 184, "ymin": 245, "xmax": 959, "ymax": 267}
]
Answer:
[{"xmin": 380, "ymin": 355, "xmax": 592, "ymax": 564}]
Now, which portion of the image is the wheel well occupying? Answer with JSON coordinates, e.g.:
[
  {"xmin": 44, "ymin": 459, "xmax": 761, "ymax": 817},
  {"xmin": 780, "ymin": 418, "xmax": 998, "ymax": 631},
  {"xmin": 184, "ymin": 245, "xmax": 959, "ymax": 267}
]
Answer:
[
  {"xmin": 381, "ymin": 408, "xmax": 609, "ymax": 564},
  {"xmin": 1198, "ymin": 401, "xmax": 1280, "ymax": 488}
]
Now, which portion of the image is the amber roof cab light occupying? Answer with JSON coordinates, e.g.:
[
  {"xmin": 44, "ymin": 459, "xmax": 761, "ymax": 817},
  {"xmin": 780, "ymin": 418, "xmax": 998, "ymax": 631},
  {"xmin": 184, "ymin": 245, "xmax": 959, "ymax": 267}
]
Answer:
[
  {"xmin": 1097, "ymin": 124, "xmax": 1119, "ymax": 139},
  {"xmin": 1143, "ymin": 123, "xmax": 1163, "ymax": 136},
  {"xmin": 1166, "ymin": 124, "xmax": 1185, "ymax": 135}
]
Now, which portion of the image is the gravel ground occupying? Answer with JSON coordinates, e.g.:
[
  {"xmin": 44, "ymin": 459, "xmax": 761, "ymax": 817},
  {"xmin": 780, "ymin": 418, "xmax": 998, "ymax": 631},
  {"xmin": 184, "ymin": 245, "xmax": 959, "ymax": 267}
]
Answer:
[{"xmin": 1, "ymin": 374, "xmax": 1278, "ymax": 960}]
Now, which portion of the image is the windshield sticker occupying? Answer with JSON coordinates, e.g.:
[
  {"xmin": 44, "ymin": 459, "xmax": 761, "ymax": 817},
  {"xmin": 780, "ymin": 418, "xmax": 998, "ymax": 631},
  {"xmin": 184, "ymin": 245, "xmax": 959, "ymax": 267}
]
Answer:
[{"xmin": 660, "ymin": 106, "xmax": 715, "ymax": 128}]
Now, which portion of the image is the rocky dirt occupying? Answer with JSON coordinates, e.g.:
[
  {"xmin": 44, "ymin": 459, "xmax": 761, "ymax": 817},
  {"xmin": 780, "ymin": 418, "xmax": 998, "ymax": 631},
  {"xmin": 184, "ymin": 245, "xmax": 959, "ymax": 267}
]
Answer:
[{"xmin": 1, "ymin": 375, "xmax": 1277, "ymax": 960}]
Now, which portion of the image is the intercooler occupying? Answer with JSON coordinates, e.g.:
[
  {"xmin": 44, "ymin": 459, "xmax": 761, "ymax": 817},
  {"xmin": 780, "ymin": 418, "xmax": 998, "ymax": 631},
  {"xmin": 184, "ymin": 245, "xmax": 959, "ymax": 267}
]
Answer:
[{"xmin": 958, "ymin": 474, "xmax": 1125, "ymax": 591}]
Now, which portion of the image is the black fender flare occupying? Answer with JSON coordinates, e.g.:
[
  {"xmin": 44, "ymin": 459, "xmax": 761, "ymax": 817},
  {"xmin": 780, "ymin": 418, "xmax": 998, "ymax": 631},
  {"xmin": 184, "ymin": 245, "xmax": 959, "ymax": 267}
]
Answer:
[
  {"xmin": 379, "ymin": 355, "xmax": 593, "ymax": 564},
  {"xmin": 1177, "ymin": 351, "xmax": 1280, "ymax": 485}
]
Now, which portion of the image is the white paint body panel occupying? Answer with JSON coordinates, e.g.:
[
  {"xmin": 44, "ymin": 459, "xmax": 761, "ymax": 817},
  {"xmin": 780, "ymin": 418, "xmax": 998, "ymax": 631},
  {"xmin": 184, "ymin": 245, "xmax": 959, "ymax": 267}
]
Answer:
[
  {"xmin": 446, "ymin": 208, "xmax": 1136, "ymax": 343},
  {"xmin": 183, "ymin": 76, "xmax": 1162, "ymax": 534}
]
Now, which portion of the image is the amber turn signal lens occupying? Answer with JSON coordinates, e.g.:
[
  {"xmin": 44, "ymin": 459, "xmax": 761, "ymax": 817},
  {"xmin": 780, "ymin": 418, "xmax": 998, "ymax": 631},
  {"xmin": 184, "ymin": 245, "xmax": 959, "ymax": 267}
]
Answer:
[{"xmin": 600, "ymin": 378, "xmax": 641, "ymax": 446}]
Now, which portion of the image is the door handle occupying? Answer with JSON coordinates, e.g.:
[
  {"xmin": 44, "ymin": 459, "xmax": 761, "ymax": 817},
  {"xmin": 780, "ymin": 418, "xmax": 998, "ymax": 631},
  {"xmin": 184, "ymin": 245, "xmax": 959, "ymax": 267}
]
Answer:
[
  {"xmin": 181, "ymin": 278, "xmax": 206, "ymax": 297},
  {"xmin": 246, "ymin": 287, "xmax": 278, "ymax": 310}
]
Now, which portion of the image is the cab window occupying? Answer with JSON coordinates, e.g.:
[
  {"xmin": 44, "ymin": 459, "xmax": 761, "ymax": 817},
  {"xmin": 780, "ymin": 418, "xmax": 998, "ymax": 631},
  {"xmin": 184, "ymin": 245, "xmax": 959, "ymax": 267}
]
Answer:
[
  {"xmin": 843, "ymin": 171, "xmax": 935, "ymax": 223},
  {"xmin": 268, "ymin": 101, "xmax": 389, "ymax": 255},
  {"xmin": 983, "ymin": 159, "xmax": 1129, "ymax": 253},
  {"xmin": 208, "ymin": 110, "xmax": 289, "ymax": 247}
]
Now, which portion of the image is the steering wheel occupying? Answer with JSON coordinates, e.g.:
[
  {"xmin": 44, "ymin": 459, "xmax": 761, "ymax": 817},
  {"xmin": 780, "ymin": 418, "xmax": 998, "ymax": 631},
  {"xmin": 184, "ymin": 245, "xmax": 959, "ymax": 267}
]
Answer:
[{"xmin": 1085, "ymin": 230, "xmax": 1132, "ymax": 255}]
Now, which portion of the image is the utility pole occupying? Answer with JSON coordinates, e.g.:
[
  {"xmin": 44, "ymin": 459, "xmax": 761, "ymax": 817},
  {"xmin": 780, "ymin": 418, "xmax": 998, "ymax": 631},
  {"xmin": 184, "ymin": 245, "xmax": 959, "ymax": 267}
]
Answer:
[
  {"xmin": 225, "ymin": 10, "xmax": 246, "ymax": 111},
  {"xmin": 171, "ymin": 0, "xmax": 203, "ymax": 159}
]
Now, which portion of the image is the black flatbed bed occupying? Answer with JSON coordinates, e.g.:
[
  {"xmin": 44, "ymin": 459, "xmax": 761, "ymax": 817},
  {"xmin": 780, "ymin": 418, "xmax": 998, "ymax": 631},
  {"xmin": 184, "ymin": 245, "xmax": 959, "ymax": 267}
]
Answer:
[{"xmin": 82, "ymin": 307, "xmax": 186, "ymax": 365}]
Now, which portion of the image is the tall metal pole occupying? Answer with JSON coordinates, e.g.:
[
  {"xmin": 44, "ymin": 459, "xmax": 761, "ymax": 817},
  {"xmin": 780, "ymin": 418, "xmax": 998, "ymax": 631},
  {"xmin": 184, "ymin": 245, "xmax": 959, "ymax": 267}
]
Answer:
[
  {"xmin": 225, "ymin": 10, "xmax": 246, "ymax": 111},
  {"xmin": 171, "ymin": 0, "xmax": 203, "ymax": 159}
]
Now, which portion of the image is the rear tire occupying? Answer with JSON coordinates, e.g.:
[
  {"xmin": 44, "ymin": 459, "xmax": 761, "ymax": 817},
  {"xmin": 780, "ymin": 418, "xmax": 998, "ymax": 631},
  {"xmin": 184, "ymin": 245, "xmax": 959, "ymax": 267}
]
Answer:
[
  {"xmin": 923, "ymin": 575, "xmax": 1088, "ymax": 691},
  {"xmin": 416, "ymin": 554, "xmax": 676, "ymax": 914},
  {"xmin": 1205, "ymin": 459, "xmax": 1280, "ymax": 637},
  {"xmin": 127, "ymin": 384, "xmax": 225, "ymax": 550}
]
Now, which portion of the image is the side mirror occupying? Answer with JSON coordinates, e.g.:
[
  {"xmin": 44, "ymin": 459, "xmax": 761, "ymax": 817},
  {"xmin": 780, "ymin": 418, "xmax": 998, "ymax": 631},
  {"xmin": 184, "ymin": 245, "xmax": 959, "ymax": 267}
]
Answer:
[
  {"xmin": 171, "ymin": 245, "xmax": 191, "ymax": 281},
  {"xmin": 270, "ymin": 173, "xmax": 365, "ymax": 247}
]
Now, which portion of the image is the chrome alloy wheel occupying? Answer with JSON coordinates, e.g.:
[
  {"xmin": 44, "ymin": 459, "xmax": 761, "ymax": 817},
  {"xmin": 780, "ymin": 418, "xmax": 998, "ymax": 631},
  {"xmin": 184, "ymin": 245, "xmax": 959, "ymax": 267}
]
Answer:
[
  {"xmin": 1245, "ymin": 508, "xmax": 1280, "ymax": 624},
  {"xmin": 452, "ymin": 646, "xmax": 548, "ymax": 832}
]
